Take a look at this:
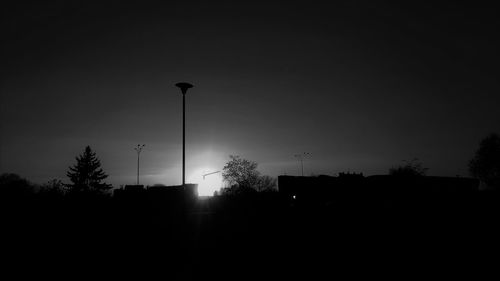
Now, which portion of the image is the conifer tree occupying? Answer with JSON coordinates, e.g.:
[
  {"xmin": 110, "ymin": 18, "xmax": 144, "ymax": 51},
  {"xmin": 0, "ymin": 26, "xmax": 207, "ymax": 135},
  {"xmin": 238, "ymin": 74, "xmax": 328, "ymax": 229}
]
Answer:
[
  {"xmin": 469, "ymin": 133, "xmax": 500, "ymax": 187},
  {"xmin": 66, "ymin": 146, "xmax": 112, "ymax": 193}
]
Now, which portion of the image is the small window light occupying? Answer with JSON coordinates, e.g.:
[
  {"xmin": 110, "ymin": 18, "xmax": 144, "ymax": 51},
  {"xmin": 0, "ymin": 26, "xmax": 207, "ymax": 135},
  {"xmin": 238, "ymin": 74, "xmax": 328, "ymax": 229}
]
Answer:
[{"xmin": 292, "ymin": 195, "xmax": 296, "ymax": 200}]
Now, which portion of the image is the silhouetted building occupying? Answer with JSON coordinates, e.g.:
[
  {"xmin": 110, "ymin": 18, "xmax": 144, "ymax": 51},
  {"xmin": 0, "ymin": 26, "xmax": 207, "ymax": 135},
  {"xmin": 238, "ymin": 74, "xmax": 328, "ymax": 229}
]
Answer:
[
  {"xmin": 338, "ymin": 172, "xmax": 364, "ymax": 178},
  {"xmin": 278, "ymin": 174, "xmax": 479, "ymax": 208},
  {"xmin": 146, "ymin": 183, "xmax": 198, "ymax": 199},
  {"xmin": 113, "ymin": 183, "xmax": 198, "ymax": 211},
  {"xmin": 113, "ymin": 185, "xmax": 145, "ymax": 198},
  {"xmin": 364, "ymin": 175, "xmax": 479, "ymax": 194},
  {"xmin": 278, "ymin": 175, "xmax": 356, "ymax": 207}
]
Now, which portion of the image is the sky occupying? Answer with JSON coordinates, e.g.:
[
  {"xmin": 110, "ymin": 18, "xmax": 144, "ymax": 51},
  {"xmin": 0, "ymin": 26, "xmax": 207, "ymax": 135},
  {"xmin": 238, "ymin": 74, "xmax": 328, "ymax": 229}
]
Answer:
[{"xmin": 1, "ymin": 1, "xmax": 500, "ymax": 194}]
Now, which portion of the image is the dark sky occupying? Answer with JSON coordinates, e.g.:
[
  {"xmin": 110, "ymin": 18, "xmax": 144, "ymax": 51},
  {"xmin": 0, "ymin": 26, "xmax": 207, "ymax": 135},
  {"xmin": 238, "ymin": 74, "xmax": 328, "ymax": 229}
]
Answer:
[{"xmin": 2, "ymin": 1, "xmax": 499, "ymax": 191}]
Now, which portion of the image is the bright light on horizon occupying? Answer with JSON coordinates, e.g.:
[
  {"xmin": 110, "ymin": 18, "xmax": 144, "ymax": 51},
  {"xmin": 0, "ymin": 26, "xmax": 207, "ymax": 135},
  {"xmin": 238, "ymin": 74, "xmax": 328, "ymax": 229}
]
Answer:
[
  {"xmin": 185, "ymin": 148, "xmax": 228, "ymax": 196},
  {"xmin": 187, "ymin": 167, "xmax": 223, "ymax": 196}
]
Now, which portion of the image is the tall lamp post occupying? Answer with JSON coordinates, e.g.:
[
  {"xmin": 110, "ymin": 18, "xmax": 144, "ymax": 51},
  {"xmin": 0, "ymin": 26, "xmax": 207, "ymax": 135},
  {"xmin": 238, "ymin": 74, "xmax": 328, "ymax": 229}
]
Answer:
[
  {"xmin": 175, "ymin": 82, "xmax": 193, "ymax": 187},
  {"xmin": 294, "ymin": 152, "xmax": 310, "ymax": 176},
  {"xmin": 134, "ymin": 144, "xmax": 145, "ymax": 185}
]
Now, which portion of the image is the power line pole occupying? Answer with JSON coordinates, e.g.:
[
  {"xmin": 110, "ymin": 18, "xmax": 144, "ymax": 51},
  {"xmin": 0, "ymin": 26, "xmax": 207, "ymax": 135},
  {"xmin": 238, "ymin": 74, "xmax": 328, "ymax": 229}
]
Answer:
[
  {"xmin": 134, "ymin": 144, "xmax": 145, "ymax": 185},
  {"xmin": 294, "ymin": 152, "xmax": 310, "ymax": 176}
]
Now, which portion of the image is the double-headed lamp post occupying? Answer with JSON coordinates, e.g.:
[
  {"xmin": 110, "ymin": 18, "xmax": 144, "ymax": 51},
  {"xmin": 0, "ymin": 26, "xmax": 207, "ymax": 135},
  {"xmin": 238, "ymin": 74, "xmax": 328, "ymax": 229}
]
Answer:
[
  {"xmin": 134, "ymin": 144, "xmax": 145, "ymax": 185},
  {"xmin": 294, "ymin": 152, "xmax": 311, "ymax": 176},
  {"xmin": 175, "ymin": 82, "xmax": 193, "ymax": 187}
]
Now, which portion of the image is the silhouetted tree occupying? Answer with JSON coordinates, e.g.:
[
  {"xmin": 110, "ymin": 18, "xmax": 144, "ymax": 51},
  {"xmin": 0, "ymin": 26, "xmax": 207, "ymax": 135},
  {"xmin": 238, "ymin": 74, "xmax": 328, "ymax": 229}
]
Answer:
[
  {"xmin": 222, "ymin": 155, "xmax": 260, "ymax": 193},
  {"xmin": 255, "ymin": 175, "xmax": 277, "ymax": 192},
  {"xmin": 221, "ymin": 155, "xmax": 277, "ymax": 194},
  {"xmin": 39, "ymin": 179, "xmax": 66, "ymax": 196},
  {"xmin": 0, "ymin": 173, "xmax": 34, "ymax": 198},
  {"xmin": 469, "ymin": 133, "xmax": 500, "ymax": 188},
  {"xmin": 389, "ymin": 158, "xmax": 428, "ymax": 177},
  {"xmin": 66, "ymin": 146, "xmax": 112, "ymax": 193},
  {"xmin": 219, "ymin": 185, "xmax": 258, "ymax": 195}
]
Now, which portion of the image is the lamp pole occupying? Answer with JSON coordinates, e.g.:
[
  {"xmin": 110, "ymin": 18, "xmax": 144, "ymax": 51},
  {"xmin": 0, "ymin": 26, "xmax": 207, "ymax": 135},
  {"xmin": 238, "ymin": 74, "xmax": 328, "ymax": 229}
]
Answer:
[
  {"xmin": 175, "ymin": 82, "xmax": 193, "ymax": 187},
  {"xmin": 134, "ymin": 144, "xmax": 145, "ymax": 185}
]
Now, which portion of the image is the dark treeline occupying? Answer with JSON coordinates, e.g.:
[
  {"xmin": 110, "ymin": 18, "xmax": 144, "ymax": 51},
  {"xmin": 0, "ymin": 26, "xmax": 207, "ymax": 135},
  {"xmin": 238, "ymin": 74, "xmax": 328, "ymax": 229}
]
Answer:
[
  {"xmin": 1, "ymin": 171, "xmax": 500, "ymax": 280},
  {"xmin": 2, "ymin": 134, "xmax": 500, "ymax": 279}
]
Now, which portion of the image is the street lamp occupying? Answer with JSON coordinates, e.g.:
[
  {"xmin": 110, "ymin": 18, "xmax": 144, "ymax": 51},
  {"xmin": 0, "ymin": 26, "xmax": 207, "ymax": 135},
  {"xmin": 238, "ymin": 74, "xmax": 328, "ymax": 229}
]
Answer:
[
  {"xmin": 175, "ymin": 82, "xmax": 193, "ymax": 187},
  {"xmin": 134, "ymin": 144, "xmax": 145, "ymax": 185},
  {"xmin": 294, "ymin": 152, "xmax": 310, "ymax": 176}
]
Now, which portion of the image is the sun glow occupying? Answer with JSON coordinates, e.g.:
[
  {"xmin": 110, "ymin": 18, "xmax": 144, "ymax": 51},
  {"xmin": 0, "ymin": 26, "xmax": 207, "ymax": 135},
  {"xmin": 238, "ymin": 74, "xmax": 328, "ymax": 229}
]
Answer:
[{"xmin": 187, "ymin": 167, "xmax": 223, "ymax": 196}]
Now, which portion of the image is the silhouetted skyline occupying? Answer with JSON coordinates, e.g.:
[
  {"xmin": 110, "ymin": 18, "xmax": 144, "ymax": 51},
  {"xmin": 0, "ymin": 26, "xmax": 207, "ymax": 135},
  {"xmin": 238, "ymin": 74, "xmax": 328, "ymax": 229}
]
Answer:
[{"xmin": 2, "ymin": 1, "xmax": 500, "ymax": 187}]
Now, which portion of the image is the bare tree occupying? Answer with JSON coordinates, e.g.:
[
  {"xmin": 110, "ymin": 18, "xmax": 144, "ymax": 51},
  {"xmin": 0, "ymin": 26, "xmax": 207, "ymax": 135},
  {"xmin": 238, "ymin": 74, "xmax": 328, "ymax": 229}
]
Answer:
[
  {"xmin": 39, "ymin": 179, "xmax": 66, "ymax": 196},
  {"xmin": 222, "ymin": 155, "xmax": 260, "ymax": 192},
  {"xmin": 221, "ymin": 155, "xmax": 276, "ymax": 194},
  {"xmin": 255, "ymin": 175, "xmax": 277, "ymax": 192},
  {"xmin": 389, "ymin": 158, "xmax": 428, "ymax": 177}
]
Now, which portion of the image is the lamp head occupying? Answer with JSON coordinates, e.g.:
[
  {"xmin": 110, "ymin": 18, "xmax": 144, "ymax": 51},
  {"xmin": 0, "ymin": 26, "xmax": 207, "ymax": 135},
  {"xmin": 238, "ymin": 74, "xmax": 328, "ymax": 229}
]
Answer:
[{"xmin": 175, "ymin": 82, "xmax": 194, "ymax": 94}]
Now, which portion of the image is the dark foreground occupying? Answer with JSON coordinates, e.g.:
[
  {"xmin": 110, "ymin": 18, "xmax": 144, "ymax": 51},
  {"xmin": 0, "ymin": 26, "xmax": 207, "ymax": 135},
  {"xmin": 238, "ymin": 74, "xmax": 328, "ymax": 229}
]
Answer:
[{"xmin": 2, "ymin": 191, "xmax": 500, "ymax": 280}]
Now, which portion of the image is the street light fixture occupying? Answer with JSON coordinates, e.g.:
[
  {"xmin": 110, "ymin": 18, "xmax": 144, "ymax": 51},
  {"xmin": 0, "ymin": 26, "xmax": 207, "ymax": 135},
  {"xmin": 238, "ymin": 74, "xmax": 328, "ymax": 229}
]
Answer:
[
  {"xmin": 175, "ymin": 82, "xmax": 194, "ymax": 187},
  {"xmin": 134, "ymin": 144, "xmax": 145, "ymax": 185},
  {"xmin": 294, "ymin": 152, "xmax": 311, "ymax": 176},
  {"xmin": 202, "ymin": 171, "xmax": 221, "ymax": 180}
]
